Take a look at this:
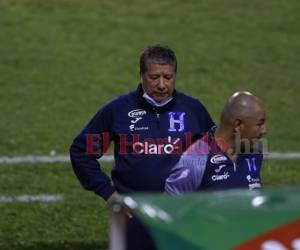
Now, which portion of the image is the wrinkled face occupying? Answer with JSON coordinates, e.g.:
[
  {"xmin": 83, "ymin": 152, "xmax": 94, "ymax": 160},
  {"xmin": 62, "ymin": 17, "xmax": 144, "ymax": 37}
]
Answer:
[{"xmin": 141, "ymin": 63, "xmax": 176, "ymax": 102}]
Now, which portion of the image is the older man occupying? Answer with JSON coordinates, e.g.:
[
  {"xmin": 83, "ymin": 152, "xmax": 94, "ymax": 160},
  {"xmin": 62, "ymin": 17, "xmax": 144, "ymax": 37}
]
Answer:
[
  {"xmin": 70, "ymin": 45, "xmax": 214, "ymax": 250},
  {"xmin": 165, "ymin": 91, "xmax": 267, "ymax": 194}
]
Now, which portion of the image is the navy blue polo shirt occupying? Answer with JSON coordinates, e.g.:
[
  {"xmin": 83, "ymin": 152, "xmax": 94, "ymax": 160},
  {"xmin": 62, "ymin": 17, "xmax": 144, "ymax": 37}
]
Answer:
[{"xmin": 165, "ymin": 129, "xmax": 263, "ymax": 194}]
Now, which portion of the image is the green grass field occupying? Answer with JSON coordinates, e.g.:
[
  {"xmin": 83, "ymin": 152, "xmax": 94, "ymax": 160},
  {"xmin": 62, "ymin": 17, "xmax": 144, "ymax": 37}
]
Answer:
[{"xmin": 1, "ymin": 0, "xmax": 300, "ymax": 249}]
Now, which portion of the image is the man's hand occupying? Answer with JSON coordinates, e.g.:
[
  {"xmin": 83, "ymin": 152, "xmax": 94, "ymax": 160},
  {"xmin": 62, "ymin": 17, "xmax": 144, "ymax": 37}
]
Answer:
[
  {"xmin": 107, "ymin": 191, "xmax": 120, "ymax": 204},
  {"xmin": 107, "ymin": 191, "xmax": 133, "ymax": 218}
]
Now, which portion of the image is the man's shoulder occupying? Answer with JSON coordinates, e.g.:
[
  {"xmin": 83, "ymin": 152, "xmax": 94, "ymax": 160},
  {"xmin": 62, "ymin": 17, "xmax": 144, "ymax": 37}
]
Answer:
[
  {"xmin": 176, "ymin": 90, "xmax": 206, "ymax": 108},
  {"xmin": 102, "ymin": 89, "xmax": 137, "ymax": 108},
  {"xmin": 91, "ymin": 89, "xmax": 137, "ymax": 119}
]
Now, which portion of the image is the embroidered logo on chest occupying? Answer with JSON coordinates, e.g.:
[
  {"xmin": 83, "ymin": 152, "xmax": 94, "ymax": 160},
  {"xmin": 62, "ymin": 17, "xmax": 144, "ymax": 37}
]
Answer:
[
  {"xmin": 128, "ymin": 109, "xmax": 149, "ymax": 131},
  {"xmin": 210, "ymin": 155, "xmax": 227, "ymax": 164},
  {"xmin": 168, "ymin": 112, "xmax": 186, "ymax": 132}
]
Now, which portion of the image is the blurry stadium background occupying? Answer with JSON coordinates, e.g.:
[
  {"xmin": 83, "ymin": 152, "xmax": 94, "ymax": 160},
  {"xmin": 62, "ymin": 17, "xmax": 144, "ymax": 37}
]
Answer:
[{"xmin": 0, "ymin": 0, "xmax": 299, "ymax": 249}]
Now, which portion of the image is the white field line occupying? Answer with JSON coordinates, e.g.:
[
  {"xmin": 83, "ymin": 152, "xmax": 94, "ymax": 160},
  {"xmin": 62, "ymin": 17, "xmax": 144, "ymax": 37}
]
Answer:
[
  {"xmin": 0, "ymin": 155, "xmax": 114, "ymax": 164},
  {"xmin": 0, "ymin": 194, "xmax": 63, "ymax": 203},
  {"xmin": 265, "ymin": 152, "xmax": 300, "ymax": 160},
  {"xmin": 0, "ymin": 152, "xmax": 299, "ymax": 164}
]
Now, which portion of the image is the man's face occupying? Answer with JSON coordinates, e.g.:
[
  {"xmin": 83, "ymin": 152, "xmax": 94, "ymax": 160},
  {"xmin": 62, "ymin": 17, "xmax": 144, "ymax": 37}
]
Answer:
[
  {"xmin": 141, "ymin": 63, "xmax": 176, "ymax": 102},
  {"xmin": 238, "ymin": 104, "xmax": 267, "ymax": 151},
  {"xmin": 240, "ymin": 105, "xmax": 267, "ymax": 141}
]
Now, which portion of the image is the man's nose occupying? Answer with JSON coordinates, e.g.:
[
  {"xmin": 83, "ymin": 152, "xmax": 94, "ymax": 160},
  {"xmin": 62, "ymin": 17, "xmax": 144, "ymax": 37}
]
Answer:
[{"xmin": 157, "ymin": 77, "xmax": 165, "ymax": 90}]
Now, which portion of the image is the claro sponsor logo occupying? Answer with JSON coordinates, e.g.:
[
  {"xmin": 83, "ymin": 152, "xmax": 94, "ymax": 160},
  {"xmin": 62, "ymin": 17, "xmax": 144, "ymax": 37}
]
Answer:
[
  {"xmin": 85, "ymin": 132, "xmax": 229, "ymax": 155},
  {"xmin": 128, "ymin": 109, "xmax": 147, "ymax": 118},
  {"xmin": 212, "ymin": 172, "xmax": 230, "ymax": 181},
  {"xmin": 210, "ymin": 155, "xmax": 227, "ymax": 164},
  {"xmin": 133, "ymin": 137, "xmax": 181, "ymax": 155},
  {"xmin": 246, "ymin": 175, "xmax": 261, "ymax": 189},
  {"xmin": 246, "ymin": 175, "xmax": 260, "ymax": 183}
]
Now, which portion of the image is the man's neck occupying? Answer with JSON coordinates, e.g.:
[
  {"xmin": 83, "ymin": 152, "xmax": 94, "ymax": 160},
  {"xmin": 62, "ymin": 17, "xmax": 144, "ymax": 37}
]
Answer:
[
  {"xmin": 214, "ymin": 126, "xmax": 238, "ymax": 162},
  {"xmin": 142, "ymin": 90, "xmax": 173, "ymax": 107}
]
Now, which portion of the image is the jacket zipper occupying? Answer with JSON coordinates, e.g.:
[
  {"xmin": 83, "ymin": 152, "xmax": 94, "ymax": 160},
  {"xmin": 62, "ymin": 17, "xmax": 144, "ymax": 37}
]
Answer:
[{"xmin": 153, "ymin": 108, "xmax": 160, "ymax": 129}]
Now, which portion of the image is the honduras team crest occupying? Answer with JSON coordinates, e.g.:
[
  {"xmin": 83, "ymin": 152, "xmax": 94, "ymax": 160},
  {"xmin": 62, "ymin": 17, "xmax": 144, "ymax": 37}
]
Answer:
[
  {"xmin": 168, "ymin": 112, "xmax": 185, "ymax": 132},
  {"xmin": 245, "ymin": 157, "xmax": 257, "ymax": 172}
]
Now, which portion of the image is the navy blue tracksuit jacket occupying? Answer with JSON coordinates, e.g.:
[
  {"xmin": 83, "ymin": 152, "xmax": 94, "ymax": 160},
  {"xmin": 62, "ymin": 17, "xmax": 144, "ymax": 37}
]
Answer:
[
  {"xmin": 70, "ymin": 85, "xmax": 214, "ymax": 199},
  {"xmin": 69, "ymin": 84, "xmax": 214, "ymax": 250}
]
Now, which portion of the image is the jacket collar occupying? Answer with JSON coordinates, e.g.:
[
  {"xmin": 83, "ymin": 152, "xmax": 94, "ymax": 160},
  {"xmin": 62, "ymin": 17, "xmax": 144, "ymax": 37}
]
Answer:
[{"xmin": 136, "ymin": 84, "xmax": 177, "ymax": 112}]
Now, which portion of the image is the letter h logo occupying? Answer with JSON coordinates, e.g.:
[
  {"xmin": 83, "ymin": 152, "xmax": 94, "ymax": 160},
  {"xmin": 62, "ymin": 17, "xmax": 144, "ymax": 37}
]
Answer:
[
  {"xmin": 168, "ymin": 112, "xmax": 185, "ymax": 132},
  {"xmin": 245, "ymin": 157, "xmax": 257, "ymax": 172}
]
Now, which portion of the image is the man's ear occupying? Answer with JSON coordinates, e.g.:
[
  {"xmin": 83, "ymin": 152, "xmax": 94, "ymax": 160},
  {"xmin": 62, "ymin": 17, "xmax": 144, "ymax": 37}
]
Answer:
[{"xmin": 233, "ymin": 119, "xmax": 242, "ymax": 133}]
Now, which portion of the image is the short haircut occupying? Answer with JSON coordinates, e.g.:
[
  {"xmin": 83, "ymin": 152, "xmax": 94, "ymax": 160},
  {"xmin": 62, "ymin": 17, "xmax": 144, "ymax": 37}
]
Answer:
[{"xmin": 139, "ymin": 44, "xmax": 177, "ymax": 75}]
